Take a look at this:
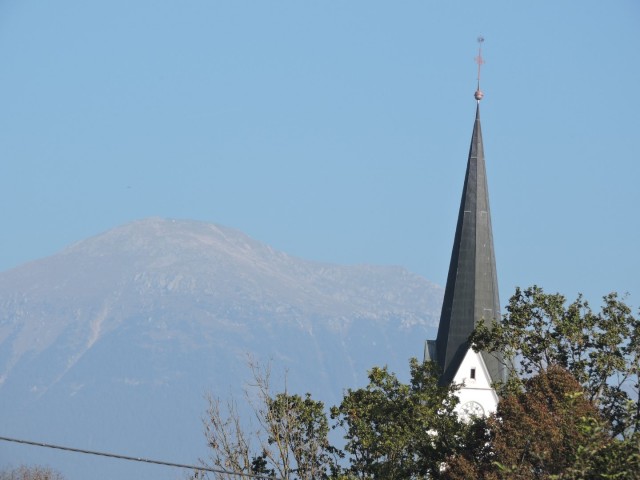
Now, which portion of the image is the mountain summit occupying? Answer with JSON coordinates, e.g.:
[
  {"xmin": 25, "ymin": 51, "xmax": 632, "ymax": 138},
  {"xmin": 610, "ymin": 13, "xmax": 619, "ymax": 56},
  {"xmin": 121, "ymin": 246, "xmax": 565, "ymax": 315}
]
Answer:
[{"xmin": 0, "ymin": 218, "xmax": 442, "ymax": 480}]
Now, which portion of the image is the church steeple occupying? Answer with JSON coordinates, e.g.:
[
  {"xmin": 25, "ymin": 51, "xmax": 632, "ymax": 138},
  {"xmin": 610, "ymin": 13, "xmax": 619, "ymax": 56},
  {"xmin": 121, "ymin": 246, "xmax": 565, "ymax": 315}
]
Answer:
[
  {"xmin": 433, "ymin": 102, "xmax": 504, "ymax": 385},
  {"xmin": 426, "ymin": 38, "xmax": 505, "ymax": 388}
]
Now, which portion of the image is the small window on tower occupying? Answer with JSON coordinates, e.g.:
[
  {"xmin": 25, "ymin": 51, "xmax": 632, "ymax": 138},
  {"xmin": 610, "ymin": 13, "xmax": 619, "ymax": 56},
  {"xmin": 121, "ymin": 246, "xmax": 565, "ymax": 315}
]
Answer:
[{"xmin": 470, "ymin": 368, "xmax": 476, "ymax": 380}]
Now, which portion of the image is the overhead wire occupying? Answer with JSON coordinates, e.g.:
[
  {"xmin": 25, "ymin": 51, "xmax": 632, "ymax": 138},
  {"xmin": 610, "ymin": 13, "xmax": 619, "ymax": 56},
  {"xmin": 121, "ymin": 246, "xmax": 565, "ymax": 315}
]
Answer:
[{"xmin": 0, "ymin": 435, "xmax": 280, "ymax": 479}]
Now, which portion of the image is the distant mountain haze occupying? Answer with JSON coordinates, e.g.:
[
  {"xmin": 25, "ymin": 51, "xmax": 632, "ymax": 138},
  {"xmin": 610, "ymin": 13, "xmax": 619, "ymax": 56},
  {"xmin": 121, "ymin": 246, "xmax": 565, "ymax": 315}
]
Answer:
[{"xmin": 0, "ymin": 218, "xmax": 442, "ymax": 480}]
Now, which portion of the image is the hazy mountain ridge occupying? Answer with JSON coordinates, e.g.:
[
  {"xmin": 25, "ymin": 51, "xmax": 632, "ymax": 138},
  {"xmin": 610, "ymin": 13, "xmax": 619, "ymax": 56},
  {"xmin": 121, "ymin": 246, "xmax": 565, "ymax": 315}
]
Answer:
[{"xmin": 0, "ymin": 218, "xmax": 442, "ymax": 480}]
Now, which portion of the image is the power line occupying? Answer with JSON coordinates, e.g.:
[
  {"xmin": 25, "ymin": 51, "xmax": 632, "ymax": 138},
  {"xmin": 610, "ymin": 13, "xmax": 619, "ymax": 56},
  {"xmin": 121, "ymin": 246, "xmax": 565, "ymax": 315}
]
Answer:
[{"xmin": 0, "ymin": 435, "xmax": 280, "ymax": 479}]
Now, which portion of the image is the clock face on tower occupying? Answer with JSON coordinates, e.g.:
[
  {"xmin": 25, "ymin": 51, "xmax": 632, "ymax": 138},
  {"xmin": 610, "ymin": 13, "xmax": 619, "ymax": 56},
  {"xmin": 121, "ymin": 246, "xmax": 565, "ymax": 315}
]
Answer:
[{"xmin": 460, "ymin": 401, "xmax": 485, "ymax": 421}]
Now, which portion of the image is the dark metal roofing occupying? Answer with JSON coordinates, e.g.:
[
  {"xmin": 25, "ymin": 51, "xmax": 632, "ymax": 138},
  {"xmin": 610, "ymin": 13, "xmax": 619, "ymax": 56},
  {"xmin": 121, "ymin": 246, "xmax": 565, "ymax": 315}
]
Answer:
[{"xmin": 434, "ymin": 104, "xmax": 506, "ymax": 386}]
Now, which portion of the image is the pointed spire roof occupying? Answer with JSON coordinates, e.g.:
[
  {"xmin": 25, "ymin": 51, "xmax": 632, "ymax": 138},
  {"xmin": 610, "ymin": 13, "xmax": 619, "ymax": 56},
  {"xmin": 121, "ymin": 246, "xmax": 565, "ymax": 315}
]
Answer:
[{"xmin": 433, "ymin": 102, "xmax": 505, "ymax": 386}]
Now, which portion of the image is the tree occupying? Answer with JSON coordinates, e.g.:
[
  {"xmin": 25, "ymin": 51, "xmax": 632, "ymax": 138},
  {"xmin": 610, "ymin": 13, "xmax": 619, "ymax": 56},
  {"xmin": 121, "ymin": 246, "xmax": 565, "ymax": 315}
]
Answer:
[
  {"xmin": 195, "ymin": 361, "xmax": 339, "ymax": 480},
  {"xmin": 197, "ymin": 358, "xmax": 466, "ymax": 480},
  {"xmin": 444, "ymin": 366, "xmax": 614, "ymax": 479},
  {"xmin": 470, "ymin": 286, "xmax": 640, "ymax": 438},
  {"xmin": 0, "ymin": 466, "xmax": 65, "ymax": 480},
  {"xmin": 195, "ymin": 287, "xmax": 639, "ymax": 478},
  {"xmin": 560, "ymin": 418, "xmax": 640, "ymax": 480},
  {"xmin": 331, "ymin": 358, "xmax": 465, "ymax": 479}
]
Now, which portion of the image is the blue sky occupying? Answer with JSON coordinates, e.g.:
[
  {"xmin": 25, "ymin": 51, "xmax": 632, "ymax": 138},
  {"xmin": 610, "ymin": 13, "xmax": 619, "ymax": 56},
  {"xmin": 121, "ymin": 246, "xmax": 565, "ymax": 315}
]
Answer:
[{"xmin": 1, "ymin": 1, "xmax": 639, "ymax": 308}]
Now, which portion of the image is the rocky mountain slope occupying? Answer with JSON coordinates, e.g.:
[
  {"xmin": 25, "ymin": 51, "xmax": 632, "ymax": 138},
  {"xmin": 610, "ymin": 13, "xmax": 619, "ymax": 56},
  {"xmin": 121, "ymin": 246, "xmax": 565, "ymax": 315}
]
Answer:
[{"xmin": 0, "ymin": 218, "xmax": 442, "ymax": 480}]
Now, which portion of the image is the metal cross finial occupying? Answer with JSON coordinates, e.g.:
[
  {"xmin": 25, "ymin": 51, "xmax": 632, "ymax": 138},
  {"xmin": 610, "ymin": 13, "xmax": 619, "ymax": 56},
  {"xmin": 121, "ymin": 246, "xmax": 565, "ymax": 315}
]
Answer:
[{"xmin": 474, "ymin": 36, "xmax": 485, "ymax": 102}]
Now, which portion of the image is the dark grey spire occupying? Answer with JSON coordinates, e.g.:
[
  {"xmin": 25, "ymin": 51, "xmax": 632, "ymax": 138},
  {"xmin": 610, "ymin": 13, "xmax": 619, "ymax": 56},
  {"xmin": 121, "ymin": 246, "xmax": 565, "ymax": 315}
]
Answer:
[{"xmin": 433, "ymin": 103, "xmax": 505, "ymax": 386}]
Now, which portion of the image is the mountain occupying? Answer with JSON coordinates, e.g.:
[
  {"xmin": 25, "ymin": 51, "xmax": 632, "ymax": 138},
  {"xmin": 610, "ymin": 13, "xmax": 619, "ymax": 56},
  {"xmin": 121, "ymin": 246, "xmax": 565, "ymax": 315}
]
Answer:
[{"xmin": 0, "ymin": 218, "xmax": 442, "ymax": 480}]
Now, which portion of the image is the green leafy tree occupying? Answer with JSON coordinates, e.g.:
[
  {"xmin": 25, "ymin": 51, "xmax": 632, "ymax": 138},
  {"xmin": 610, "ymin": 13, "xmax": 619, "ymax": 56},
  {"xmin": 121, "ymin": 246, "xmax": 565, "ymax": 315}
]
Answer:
[
  {"xmin": 251, "ymin": 391, "xmax": 339, "ymax": 479},
  {"xmin": 558, "ymin": 418, "xmax": 640, "ymax": 480},
  {"xmin": 331, "ymin": 358, "xmax": 464, "ymax": 479},
  {"xmin": 470, "ymin": 286, "xmax": 640, "ymax": 438}
]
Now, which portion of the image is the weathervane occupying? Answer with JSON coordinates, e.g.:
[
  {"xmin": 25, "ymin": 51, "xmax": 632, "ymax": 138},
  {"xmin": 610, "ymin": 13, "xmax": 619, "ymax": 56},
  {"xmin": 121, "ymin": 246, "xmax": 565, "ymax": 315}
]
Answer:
[{"xmin": 474, "ymin": 36, "xmax": 485, "ymax": 102}]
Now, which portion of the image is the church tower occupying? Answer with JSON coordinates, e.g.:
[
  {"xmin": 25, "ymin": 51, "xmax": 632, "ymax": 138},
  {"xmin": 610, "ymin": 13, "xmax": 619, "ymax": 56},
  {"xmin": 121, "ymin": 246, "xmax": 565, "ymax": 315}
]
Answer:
[{"xmin": 425, "ymin": 38, "xmax": 505, "ymax": 419}]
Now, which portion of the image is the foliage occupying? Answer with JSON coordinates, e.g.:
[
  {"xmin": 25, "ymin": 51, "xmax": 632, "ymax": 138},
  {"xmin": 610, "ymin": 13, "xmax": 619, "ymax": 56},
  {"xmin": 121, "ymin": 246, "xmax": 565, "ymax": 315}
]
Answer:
[
  {"xmin": 330, "ymin": 358, "xmax": 464, "ymax": 479},
  {"xmin": 0, "ymin": 466, "xmax": 65, "ymax": 480},
  {"xmin": 197, "ymin": 358, "xmax": 466, "ymax": 480},
  {"xmin": 195, "ymin": 361, "xmax": 338, "ymax": 480},
  {"xmin": 559, "ymin": 420, "xmax": 640, "ymax": 480},
  {"xmin": 197, "ymin": 287, "xmax": 640, "ymax": 479},
  {"xmin": 252, "ymin": 391, "xmax": 339, "ymax": 479},
  {"xmin": 470, "ymin": 286, "xmax": 640, "ymax": 438},
  {"xmin": 444, "ymin": 366, "xmax": 611, "ymax": 479}
]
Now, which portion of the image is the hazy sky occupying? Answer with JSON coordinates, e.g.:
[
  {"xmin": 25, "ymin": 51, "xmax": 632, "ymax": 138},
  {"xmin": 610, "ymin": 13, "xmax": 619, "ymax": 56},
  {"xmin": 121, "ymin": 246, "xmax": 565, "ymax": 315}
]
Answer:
[{"xmin": 1, "ymin": 1, "xmax": 639, "ymax": 308}]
